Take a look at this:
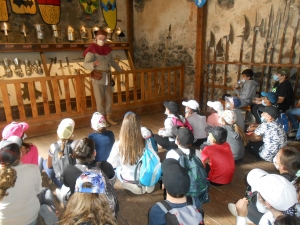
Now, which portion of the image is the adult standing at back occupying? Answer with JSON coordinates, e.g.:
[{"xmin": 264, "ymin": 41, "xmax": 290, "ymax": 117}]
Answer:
[
  {"xmin": 182, "ymin": 100, "xmax": 207, "ymax": 147},
  {"xmin": 83, "ymin": 29, "xmax": 122, "ymax": 125}
]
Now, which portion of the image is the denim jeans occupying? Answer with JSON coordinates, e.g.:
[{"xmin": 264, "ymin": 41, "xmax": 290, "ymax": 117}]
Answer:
[
  {"xmin": 42, "ymin": 160, "xmax": 63, "ymax": 188},
  {"xmin": 286, "ymin": 108, "xmax": 300, "ymax": 130}
]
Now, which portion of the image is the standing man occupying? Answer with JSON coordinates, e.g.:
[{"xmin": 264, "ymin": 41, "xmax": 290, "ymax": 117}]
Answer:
[{"xmin": 83, "ymin": 29, "xmax": 122, "ymax": 125}]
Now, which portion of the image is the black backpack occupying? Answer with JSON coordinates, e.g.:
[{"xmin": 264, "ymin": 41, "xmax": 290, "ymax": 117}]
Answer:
[
  {"xmin": 52, "ymin": 140, "xmax": 76, "ymax": 183},
  {"xmin": 175, "ymin": 148, "xmax": 210, "ymax": 204}
]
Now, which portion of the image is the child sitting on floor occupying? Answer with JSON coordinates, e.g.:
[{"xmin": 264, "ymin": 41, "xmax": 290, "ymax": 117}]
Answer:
[{"xmin": 200, "ymin": 126, "xmax": 235, "ymax": 185}]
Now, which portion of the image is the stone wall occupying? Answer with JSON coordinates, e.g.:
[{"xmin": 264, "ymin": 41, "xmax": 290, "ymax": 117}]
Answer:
[
  {"xmin": 133, "ymin": 0, "xmax": 197, "ymax": 98},
  {"xmin": 132, "ymin": 0, "xmax": 300, "ymax": 103}
]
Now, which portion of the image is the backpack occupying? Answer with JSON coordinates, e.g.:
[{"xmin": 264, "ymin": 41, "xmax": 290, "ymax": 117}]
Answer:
[
  {"xmin": 134, "ymin": 141, "xmax": 162, "ymax": 187},
  {"xmin": 52, "ymin": 140, "xmax": 76, "ymax": 183},
  {"xmin": 175, "ymin": 149, "xmax": 210, "ymax": 204},
  {"xmin": 156, "ymin": 195, "xmax": 204, "ymax": 225},
  {"xmin": 172, "ymin": 117, "xmax": 194, "ymax": 133}
]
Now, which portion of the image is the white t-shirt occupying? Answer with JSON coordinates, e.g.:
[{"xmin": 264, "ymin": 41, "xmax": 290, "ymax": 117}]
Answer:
[
  {"xmin": 107, "ymin": 140, "xmax": 137, "ymax": 181},
  {"xmin": 0, "ymin": 164, "xmax": 42, "ymax": 225}
]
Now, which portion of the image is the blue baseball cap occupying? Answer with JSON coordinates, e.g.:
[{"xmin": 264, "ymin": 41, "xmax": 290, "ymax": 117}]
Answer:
[
  {"xmin": 75, "ymin": 172, "xmax": 106, "ymax": 194},
  {"xmin": 261, "ymin": 92, "xmax": 278, "ymax": 104}
]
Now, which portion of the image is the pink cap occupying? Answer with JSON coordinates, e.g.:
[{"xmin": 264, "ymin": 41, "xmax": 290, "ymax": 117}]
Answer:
[{"xmin": 2, "ymin": 122, "xmax": 29, "ymax": 139}]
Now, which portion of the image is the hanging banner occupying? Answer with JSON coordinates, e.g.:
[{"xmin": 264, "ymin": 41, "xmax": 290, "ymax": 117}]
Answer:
[
  {"xmin": 0, "ymin": 0, "xmax": 9, "ymax": 21},
  {"xmin": 37, "ymin": 0, "xmax": 60, "ymax": 24},
  {"xmin": 10, "ymin": 0, "xmax": 37, "ymax": 14},
  {"xmin": 101, "ymin": 0, "xmax": 117, "ymax": 31}
]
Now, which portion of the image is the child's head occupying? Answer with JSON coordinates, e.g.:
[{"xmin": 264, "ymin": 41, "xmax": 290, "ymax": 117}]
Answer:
[
  {"xmin": 207, "ymin": 101, "xmax": 223, "ymax": 114},
  {"xmin": 163, "ymin": 101, "xmax": 179, "ymax": 115},
  {"xmin": 273, "ymin": 147, "xmax": 300, "ymax": 176},
  {"xmin": 75, "ymin": 172, "xmax": 106, "ymax": 194},
  {"xmin": 247, "ymin": 169, "xmax": 297, "ymax": 212},
  {"xmin": 260, "ymin": 106, "xmax": 279, "ymax": 122},
  {"xmin": 57, "ymin": 118, "xmax": 75, "ymax": 140},
  {"xmin": 2, "ymin": 122, "xmax": 29, "ymax": 140},
  {"xmin": 182, "ymin": 100, "xmax": 199, "ymax": 114},
  {"xmin": 0, "ymin": 137, "xmax": 22, "ymax": 201},
  {"xmin": 225, "ymin": 96, "xmax": 241, "ymax": 110},
  {"xmin": 162, "ymin": 158, "xmax": 190, "ymax": 198},
  {"xmin": 173, "ymin": 127, "xmax": 194, "ymax": 148},
  {"xmin": 221, "ymin": 110, "xmax": 237, "ymax": 125},
  {"xmin": 241, "ymin": 69, "xmax": 253, "ymax": 80},
  {"xmin": 275, "ymin": 215, "xmax": 300, "ymax": 225},
  {"xmin": 73, "ymin": 137, "xmax": 95, "ymax": 163},
  {"xmin": 260, "ymin": 92, "xmax": 278, "ymax": 106},
  {"xmin": 206, "ymin": 126, "xmax": 227, "ymax": 144},
  {"xmin": 91, "ymin": 112, "xmax": 107, "ymax": 133},
  {"xmin": 60, "ymin": 171, "xmax": 116, "ymax": 225}
]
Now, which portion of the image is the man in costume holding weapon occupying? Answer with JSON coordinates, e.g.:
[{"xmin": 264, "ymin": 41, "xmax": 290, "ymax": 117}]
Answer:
[{"xmin": 83, "ymin": 29, "xmax": 122, "ymax": 125}]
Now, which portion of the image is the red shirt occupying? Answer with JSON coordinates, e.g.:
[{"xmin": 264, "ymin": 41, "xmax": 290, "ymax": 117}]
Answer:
[{"xmin": 201, "ymin": 142, "xmax": 235, "ymax": 184}]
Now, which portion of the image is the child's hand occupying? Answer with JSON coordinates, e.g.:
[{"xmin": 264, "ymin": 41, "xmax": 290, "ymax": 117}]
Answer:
[{"xmin": 236, "ymin": 198, "xmax": 249, "ymax": 217}]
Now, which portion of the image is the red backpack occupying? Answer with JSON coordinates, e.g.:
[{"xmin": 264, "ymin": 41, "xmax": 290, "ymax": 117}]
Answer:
[{"xmin": 172, "ymin": 117, "xmax": 194, "ymax": 133}]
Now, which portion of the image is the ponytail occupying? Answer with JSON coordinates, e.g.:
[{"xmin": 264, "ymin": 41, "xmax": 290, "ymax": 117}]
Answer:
[
  {"xmin": 58, "ymin": 139, "xmax": 68, "ymax": 159},
  {"xmin": 233, "ymin": 124, "xmax": 247, "ymax": 146},
  {"xmin": 0, "ymin": 164, "xmax": 17, "ymax": 201}
]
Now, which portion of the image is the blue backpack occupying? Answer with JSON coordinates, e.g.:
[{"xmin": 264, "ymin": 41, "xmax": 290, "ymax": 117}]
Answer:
[{"xmin": 134, "ymin": 141, "xmax": 162, "ymax": 187}]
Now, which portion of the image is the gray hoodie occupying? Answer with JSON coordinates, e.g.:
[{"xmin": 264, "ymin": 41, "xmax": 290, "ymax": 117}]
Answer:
[
  {"xmin": 223, "ymin": 124, "xmax": 245, "ymax": 160},
  {"xmin": 234, "ymin": 80, "xmax": 259, "ymax": 107}
]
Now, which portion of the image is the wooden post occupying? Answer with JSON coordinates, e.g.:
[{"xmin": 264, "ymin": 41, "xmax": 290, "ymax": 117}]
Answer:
[
  {"xmin": 194, "ymin": 3, "xmax": 207, "ymax": 106},
  {"xmin": 126, "ymin": 0, "xmax": 134, "ymax": 66}
]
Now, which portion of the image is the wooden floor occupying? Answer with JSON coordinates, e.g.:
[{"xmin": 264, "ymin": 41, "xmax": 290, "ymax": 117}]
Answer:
[{"xmin": 26, "ymin": 112, "xmax": 298, "ymax": 225}]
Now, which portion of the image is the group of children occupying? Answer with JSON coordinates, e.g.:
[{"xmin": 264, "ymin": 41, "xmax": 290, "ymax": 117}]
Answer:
[{"xmin": 0, "ymin": 66, "xmax": 300, "ymax": 225}]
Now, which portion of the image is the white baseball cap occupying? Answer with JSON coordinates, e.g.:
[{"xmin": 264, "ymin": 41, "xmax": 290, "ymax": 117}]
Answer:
[
  {"xmin": 247, "ymin": 169, "xmax": 297, "ymax": 211},
  {"xmin": 182, "ymin": 100, "xmax": 199, "ymax": 110},
  {"xmin": 91, "ymin": 112, "xmax": 107, "ymax": 130},
  {"xmin": 207, "ymin": 101, "xmax": 224, "ymax": 113},
  {"xmin": 57, "ymin": 118, "xmax": 75, "ymax": 139}
]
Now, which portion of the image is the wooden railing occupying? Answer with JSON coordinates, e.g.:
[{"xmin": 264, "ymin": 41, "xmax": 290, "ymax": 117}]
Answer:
[{"xmin": 0, "ymin": 64, "xmax": 184, "ymax": 134}]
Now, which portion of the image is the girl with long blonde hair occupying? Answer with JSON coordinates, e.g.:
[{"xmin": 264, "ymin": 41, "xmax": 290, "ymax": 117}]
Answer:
[{"xmin": 107, "ymin": 112, "xmax": 154, "ymax": 194}]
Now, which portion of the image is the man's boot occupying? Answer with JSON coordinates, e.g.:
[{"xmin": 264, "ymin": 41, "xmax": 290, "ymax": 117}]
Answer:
[{"xmin": 106, "ymin": 115, "xmax": 118, "ymax": 125}]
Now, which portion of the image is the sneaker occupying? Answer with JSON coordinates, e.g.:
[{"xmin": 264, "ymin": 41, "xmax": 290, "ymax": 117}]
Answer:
[
  {"xmin": 122, "ymin": 182, "xmax": 145, "ymax": 194},
  {"xmin": 145, "ymin": 185, "xmax": 155, "ymax": 193},
  {"xmin": 228, "ymin": 203, "xmax": 253, "ymax": 223}
]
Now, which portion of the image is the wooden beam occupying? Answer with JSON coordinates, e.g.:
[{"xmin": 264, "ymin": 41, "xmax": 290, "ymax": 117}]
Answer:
[
  {"xmin": 126, "ymin": 0, "xmax": 134, "ymax": 65},
  {"xmin": 194, "ymin": 3, "xmax": 207, "ymax": 105}
]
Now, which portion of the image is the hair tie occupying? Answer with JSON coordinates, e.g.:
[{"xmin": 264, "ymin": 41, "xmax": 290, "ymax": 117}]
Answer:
[{"xmin": 295, "ymin": 170, "xmax": 300, "ymax": 177}]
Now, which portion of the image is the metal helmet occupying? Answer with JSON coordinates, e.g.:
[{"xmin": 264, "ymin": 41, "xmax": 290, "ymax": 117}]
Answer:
[
  {"xmin": 79, "ymin": 25, "xmax": 88, "ymax": 39},
  {"xmin": 50, "ymin": 24, "xmax": 61, "ymax": 38},
  {"xmin": 0, "ymin": 22, "xmax": 11, "ymax": 36},
  {"xmin": 91, "ymin": 26, "xmax": 99, "ymax": 39},
  {"xmin": 66, "ymin": 25, "xmax": 75, "ymax": 41},
  {"xmin": 20, "ymin": 23, "xmax": 28, "ymax": 37},
  {"xmin": 33, "ymin": 24, "xmax": 45, "ymax": 40}
]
